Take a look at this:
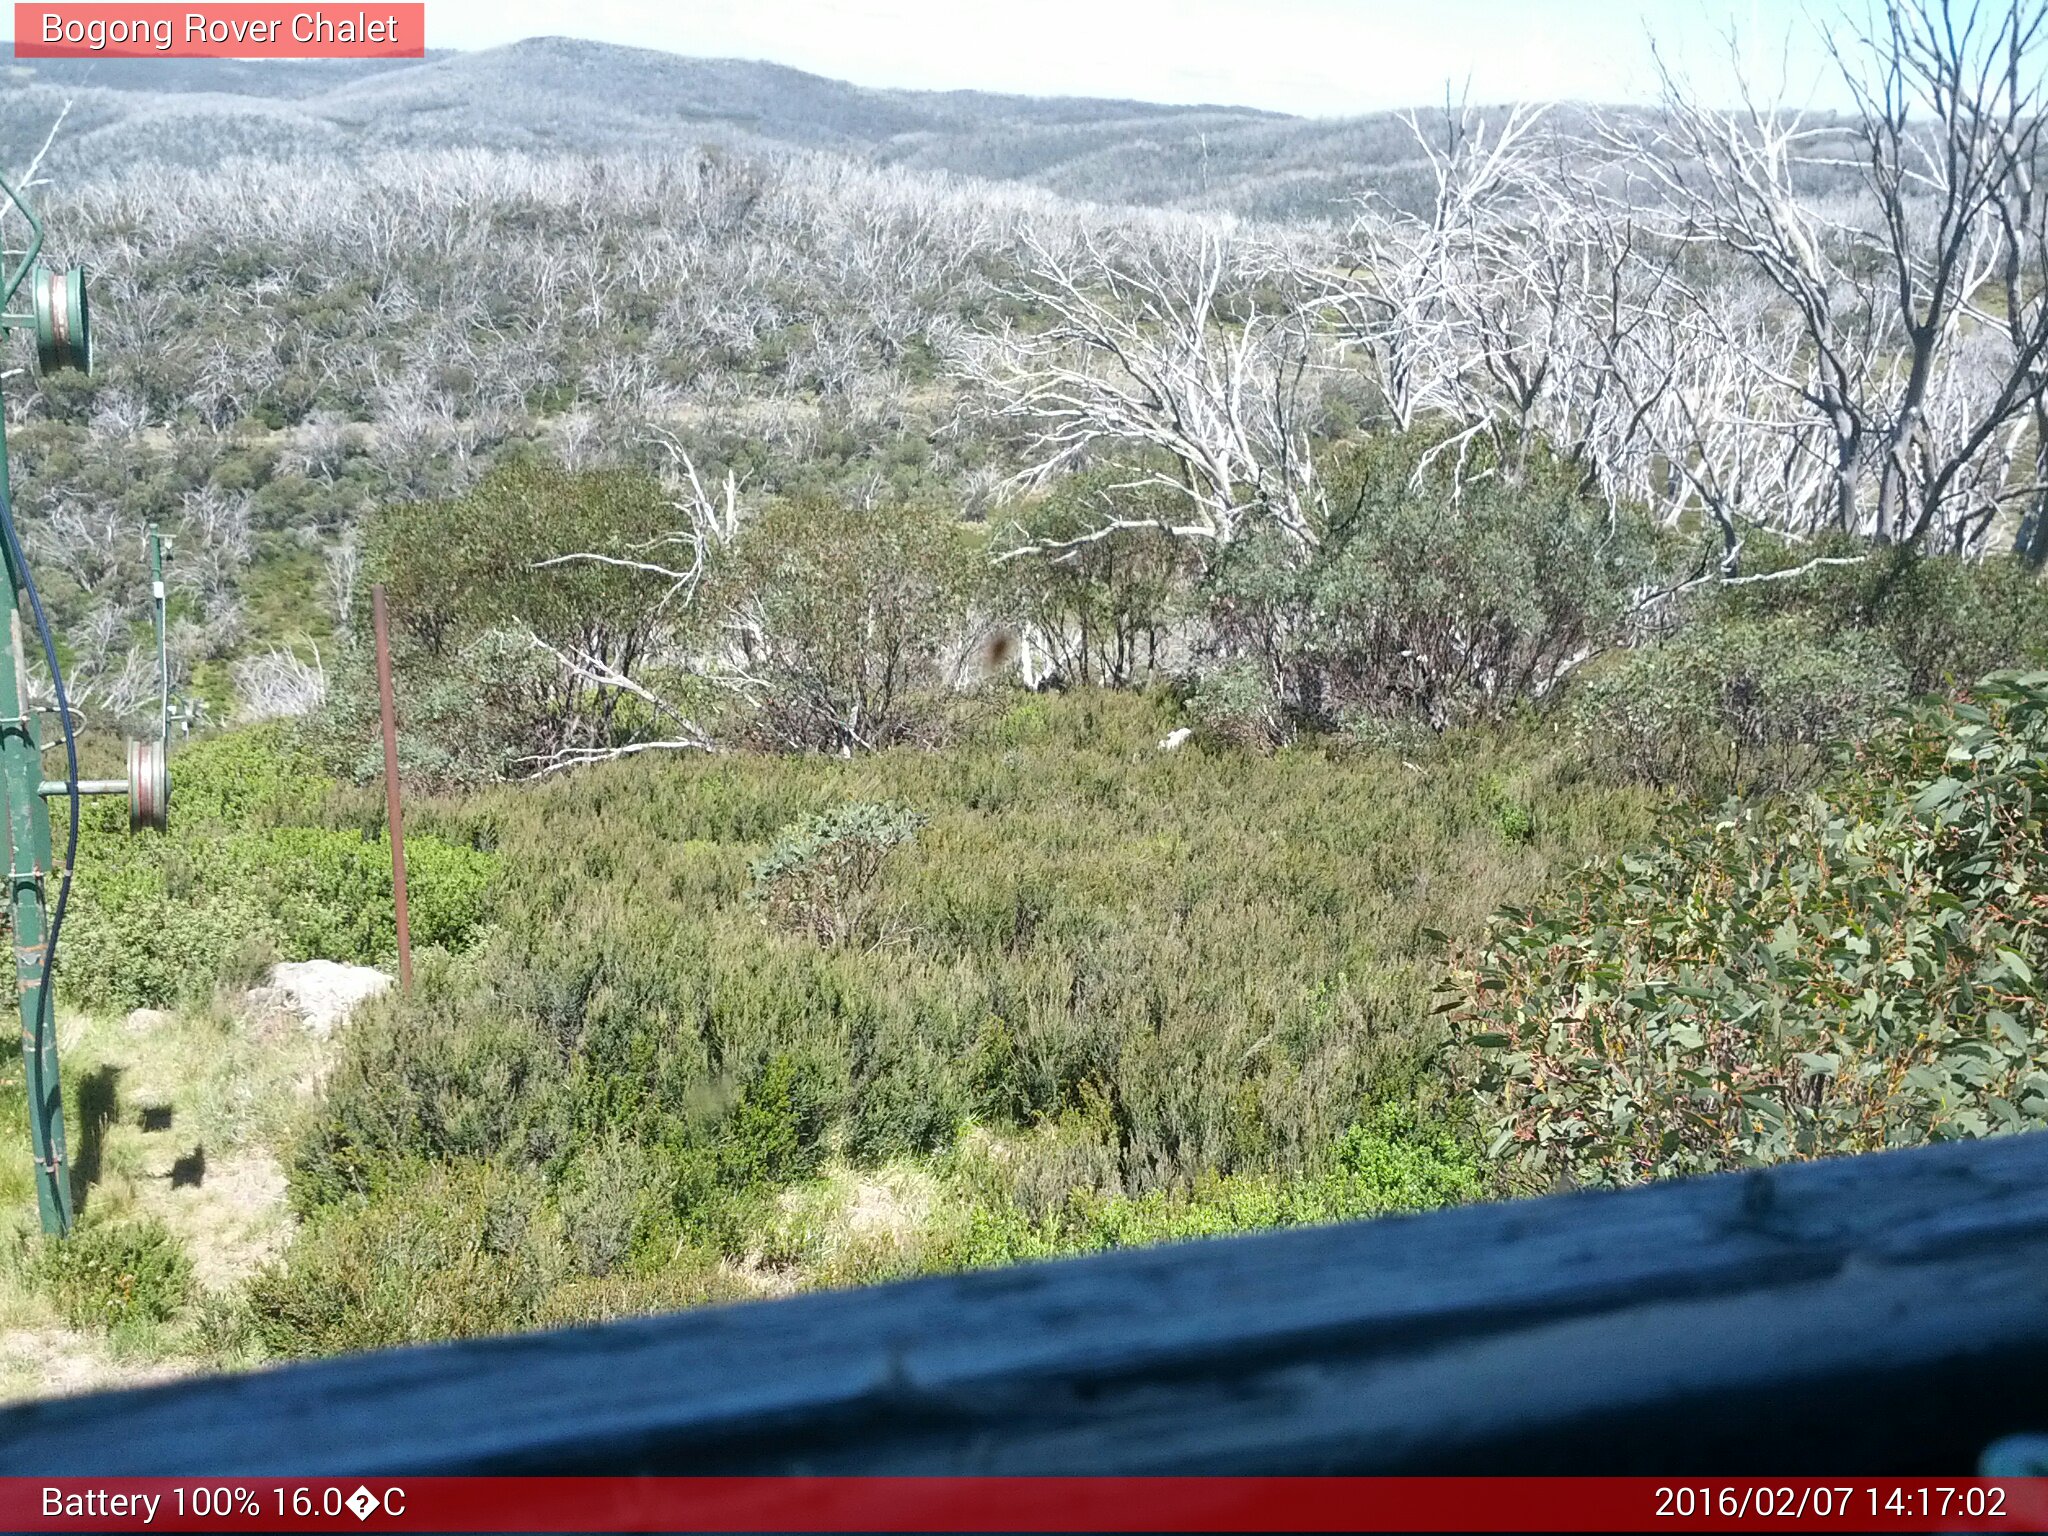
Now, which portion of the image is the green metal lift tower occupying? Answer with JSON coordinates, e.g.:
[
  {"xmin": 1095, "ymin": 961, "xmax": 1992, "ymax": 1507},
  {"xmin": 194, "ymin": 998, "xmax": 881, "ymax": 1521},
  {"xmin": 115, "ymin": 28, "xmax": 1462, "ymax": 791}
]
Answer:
[{"xmin": 1, "ymin": 169, "xmax": 169, "ymax": 1237}]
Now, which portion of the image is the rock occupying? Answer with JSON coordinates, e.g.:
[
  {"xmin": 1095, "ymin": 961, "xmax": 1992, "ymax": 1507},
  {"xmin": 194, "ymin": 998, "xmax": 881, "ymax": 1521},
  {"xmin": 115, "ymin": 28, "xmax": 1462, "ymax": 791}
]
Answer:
[
  {"xmin": 124, "ymin": 1007, "xmax": 174, "ymax": 1034},
  {"xmin": 1157, "ymin": 727, "xmax": 1193, "ymax": 751},
  {"xmin": 246, "ymin": 960, "xmax": 392, "ymax": 1039},
  {"xmin": 239, "ymin": 992, "xmax": 298, "ymax": 1044}
]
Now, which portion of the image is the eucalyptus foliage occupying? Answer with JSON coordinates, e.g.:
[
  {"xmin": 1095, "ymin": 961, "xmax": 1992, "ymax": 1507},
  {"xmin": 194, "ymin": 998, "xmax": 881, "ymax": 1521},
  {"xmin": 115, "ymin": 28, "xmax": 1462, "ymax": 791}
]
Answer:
[
  {"xmin": 995, "ymin": 472, "xmax": 1193, "ymax": 688},
  {"xmin": 1457, "ymin": 673, "xmax": 2048, "ymax": 1188}
]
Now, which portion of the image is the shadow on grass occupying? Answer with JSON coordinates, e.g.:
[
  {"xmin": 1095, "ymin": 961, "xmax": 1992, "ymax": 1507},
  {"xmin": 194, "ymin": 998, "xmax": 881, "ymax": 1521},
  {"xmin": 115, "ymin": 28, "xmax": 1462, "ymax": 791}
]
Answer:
[
  {"xmin": 170, "ymin": 1145, "xmax": 206, "ymax": 1189},
  {"xmin": 69, "ymin": 1062, "xmax": 121, "ymax": 1216}
]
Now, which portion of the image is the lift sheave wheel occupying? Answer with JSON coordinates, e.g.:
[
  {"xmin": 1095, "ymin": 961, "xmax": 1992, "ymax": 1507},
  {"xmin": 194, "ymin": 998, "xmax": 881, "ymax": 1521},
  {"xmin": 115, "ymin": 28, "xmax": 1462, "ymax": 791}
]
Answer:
[
  {"xmin": 32, "ymin": 265, "xmax": 89, "ymax": 377},
  {"xmin": 127, "ymin": 737, "xmax": 167, "ymax": 833}
]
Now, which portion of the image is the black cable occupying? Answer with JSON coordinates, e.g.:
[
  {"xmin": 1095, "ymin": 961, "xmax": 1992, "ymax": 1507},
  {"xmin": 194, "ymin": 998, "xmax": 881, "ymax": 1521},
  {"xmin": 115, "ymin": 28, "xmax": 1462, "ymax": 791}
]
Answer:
[{"xmin": 0, "ymin": 477, "xmax": 79, "ymax": 1136}]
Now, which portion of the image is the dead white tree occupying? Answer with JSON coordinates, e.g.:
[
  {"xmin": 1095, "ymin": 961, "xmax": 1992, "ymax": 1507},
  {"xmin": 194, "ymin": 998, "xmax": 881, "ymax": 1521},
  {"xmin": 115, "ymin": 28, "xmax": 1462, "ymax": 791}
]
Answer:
[
  {"xmin": 1597, "ymin": 255, "xmax": 1846, "ymax": 567},
  {"xmin": 175, "ymin": 486, "xmax": 253, "ymax": 627},
  {"xmin": 27, "ymin": 496, "xmax": 131, "ymax": 599},
  {"xmin": 323, "ymin": 531, "xmax": 361, "ymax": 628},
  {"xmin": 1836, "ymin": 0, "xmax": 2048, "ymax": 549},
  {"xmin": 1328, "ymin": 99, "xmax": 1562, "ymax": 456},
  {"xmin": 511, "ymin": 433, "xmax": 745, "ymax": 777},
  {"xmin": 58, "ymin": 645, "xmax": 157, "ymax": 736},
  {"xmin": 232, "ymin": 640, "xmax": 328, "ymax": 723},
  {"xmin": 958, "ymin": 225, "xmax": 1327, "ymax": 564},
  {"xmin": 1633, "ymin": 0, "xmax": 2048, "ymax": 551},
  {"xmin": 1325, "ymin": 99, "xmax": 1732, "ymax": 524}
]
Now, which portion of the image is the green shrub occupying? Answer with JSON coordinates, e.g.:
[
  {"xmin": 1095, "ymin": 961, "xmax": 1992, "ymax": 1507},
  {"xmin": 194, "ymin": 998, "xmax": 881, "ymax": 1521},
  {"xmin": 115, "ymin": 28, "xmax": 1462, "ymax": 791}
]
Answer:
[
  {"xmin": 1711, "ymin": 542, "xmax": 2048, "ymax": 696},
  {"xmin": 848, "ymin": 1041, "xmax": 970, "ymax": 1161},
  {"xmin": 190, "ymin": 1287, "xmax": 261, "ymax": 1361},
  {"xmin": 237, "ymin": 826, "xmax": 497, "ymax": 962},
  {"xmin": 532, "ymin": 1264, "xmax": 753, "ymax": 1329},
  {"xmin": 30, "ymin": 1218, "xmax": 194, "ymax": 1332},
  {"xmin": 716, "ymin": 1051, "xmax": 838, "ymax": 1189},
  {"xmin": 166, "ymin": 722, "xmax": 336, "ymax": 826},
  {"xmin": 554, "ymin": 1136, "xmax": 681, "ymax": 1278},
  {"xmin": 1457, "ymin": 671, "xmax": 2048, "ymax": 1190},
  {"xmin": 997, "ymin": 473, "xmax": 1194, "ymax": 687},
  {"xmin": 708, "ymin": 494, "xmax": 979, "ymax": 752},
  {"xmin": 282, "ymin": 688, "xmax": 1653, "ymax": 1336},
  {"xmin": 1205, "ymin": 433, "xmax": 1657, "ymax": 730},
  {"xmin": 247, "ymin": 1160, "xmax": 574, "ymax": 1358},
  {"xmin": 288, "ymin": 965, "xmax": 563, "ymax": 1214},
  {"xmin": 61, "ymin": 861, "xmax": 282, "ymax": 1015},
  {"xmin": 309, "ymin": 698, "xmax": 1648, "ymax": 1183},
  {"xmin": 749, "ymin": 801, "xmax": 925, "ymax": 945},
  {"xmin": 57, "ymin": 721, "xmax": 499, "ymax": 1011},
  {"xmin": 996, "ymin": 1105, "xmax": 1125, "ymax": 1222},
  {"xmin": 1485, "ymin": 776, "xmax": 1536, "ymax": 846},
  {"xmin": 1327, "ymin": 1100, "xmax": 1484, "ymax": 1212},
  {"xmin": 61, "ymin": 824, "xmax": 496, "ymax": 1013},
  {"xmin": 1187, "ymin": 660, "xmax": 1286, "ymax": 750},
  {"xmin": 934, "ymin": 1101, "xmax": 1482, "ymax": 1269},
  {"xmin": 990, "ymin": 698, "xmax": 1053, "ymax": 747},
  {"xmin": 1568, "ymin": 617, "xmax": 1908, "ymax": 798}
]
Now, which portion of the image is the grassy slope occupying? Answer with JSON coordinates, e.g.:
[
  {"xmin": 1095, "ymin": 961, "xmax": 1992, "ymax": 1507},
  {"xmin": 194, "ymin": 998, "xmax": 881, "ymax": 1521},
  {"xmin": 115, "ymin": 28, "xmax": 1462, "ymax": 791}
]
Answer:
[
  {"xmin": 257, "ymin": 689, "xmax": 1657, "ymax": 1354},
  {"xmin": 0, "ymin": 1005, "xmax": 321, "ymax": 1399},
  {"xmin": 0, "ymin": 689, "xmax": 1657, "ymax": 1374}
]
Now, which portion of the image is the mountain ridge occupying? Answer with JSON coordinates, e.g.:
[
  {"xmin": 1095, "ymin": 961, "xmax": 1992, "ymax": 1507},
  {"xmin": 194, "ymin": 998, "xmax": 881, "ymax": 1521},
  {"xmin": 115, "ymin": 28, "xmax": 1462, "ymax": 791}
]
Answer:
[{"xmin": 0, "ymin": 36, "xmax": 1447, "ymax": 216}]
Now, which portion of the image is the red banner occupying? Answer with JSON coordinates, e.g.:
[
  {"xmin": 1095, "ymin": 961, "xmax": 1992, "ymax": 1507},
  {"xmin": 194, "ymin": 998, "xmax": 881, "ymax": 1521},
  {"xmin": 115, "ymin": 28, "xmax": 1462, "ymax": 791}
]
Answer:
[
  {"xmin": 3, "ymin": 1478, "xmax": 2047, "ymax": 1532},
  {"xmin": 13, "ymin": 5, "xmax": 425, "ymax": 59}
]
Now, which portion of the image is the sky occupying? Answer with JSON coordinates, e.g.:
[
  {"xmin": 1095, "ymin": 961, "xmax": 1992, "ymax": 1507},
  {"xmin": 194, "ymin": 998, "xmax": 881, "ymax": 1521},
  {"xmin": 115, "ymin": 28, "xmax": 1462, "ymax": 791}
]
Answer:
[{"xmin": 421, "ymin": 0, "xmax": 1851, "ymax": 118}]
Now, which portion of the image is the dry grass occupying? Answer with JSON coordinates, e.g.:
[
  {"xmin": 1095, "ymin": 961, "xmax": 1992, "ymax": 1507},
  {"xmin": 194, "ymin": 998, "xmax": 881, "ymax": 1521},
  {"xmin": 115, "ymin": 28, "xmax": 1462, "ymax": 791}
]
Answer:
[{"xmin": 0, "ymin": 998, "xmax": 325, "ymax": 1401}]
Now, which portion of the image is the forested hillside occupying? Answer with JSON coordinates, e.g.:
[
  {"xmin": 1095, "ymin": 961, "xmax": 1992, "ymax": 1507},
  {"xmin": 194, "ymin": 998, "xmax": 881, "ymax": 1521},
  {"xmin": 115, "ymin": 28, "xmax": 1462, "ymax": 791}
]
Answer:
[
  {"xmin": 2, "ymin": 2, "xmax": 2047, "ymax": 1386},
  {"xmin": 1, "ymin": 39, "xmax": 1424, "ymax": 217}
]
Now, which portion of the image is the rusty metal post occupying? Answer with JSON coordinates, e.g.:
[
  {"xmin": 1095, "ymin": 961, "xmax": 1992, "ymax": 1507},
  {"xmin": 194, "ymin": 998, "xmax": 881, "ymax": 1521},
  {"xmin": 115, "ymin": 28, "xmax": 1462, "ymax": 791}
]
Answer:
[{"xmin": 371, "ymin": 585, "xmax": 413, "ymax": 994}]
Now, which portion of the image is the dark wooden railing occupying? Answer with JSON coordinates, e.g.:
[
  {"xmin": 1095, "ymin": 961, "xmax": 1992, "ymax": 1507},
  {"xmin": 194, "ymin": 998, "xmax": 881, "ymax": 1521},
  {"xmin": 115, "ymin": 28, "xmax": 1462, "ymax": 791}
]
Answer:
[{"xmin": 4, "ymin": 1133, "xmax": 2047, "ymax": 1475}]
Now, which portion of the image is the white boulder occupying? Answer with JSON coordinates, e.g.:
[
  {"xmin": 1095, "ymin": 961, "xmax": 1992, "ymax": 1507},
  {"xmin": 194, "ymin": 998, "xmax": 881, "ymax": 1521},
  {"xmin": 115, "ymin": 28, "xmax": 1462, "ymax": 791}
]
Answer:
[{"xmin": 246, "ymin": 960, "xmax": 393, "ymax": 1039}]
